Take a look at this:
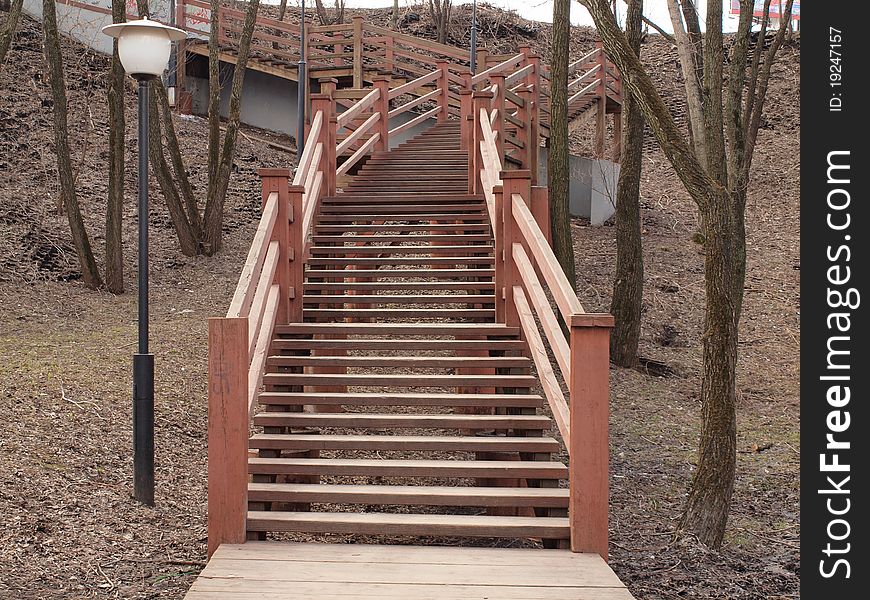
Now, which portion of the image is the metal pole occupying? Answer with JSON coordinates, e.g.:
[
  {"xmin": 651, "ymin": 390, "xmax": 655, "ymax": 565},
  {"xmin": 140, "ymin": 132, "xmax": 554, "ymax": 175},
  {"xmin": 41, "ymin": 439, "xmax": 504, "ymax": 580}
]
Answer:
[
  {"xmin": 470, "ymin": 0, "xmax": 478, "ymax": 75},
  {"xmin": 297, "ymin": 0, "xmax": 306, "ymax": 160},
  {"xmin": 134, "ymin": 78, "xmax": 155, "ymax": 507}
]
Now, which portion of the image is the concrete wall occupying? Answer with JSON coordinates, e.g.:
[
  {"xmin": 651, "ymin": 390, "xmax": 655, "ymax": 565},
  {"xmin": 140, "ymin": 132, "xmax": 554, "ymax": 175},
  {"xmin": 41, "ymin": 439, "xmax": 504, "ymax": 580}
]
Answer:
[{"xmin": 537, "ymin": 147, "xmax": 619, "ymax": 226}]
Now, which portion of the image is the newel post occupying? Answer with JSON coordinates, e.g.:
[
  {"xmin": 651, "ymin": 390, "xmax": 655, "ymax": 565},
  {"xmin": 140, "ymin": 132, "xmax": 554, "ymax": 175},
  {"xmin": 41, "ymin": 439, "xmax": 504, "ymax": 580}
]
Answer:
[
  {"xmin": 568, "ymin": 313, "xmax": 614, "ymax": 559},
  {"xmin": 352, "ymin": 16, "xmax": 364, "ymax": 88},
  {"xmin": 372, "ymin": 76, "xmax": 391, "ymax": 151},
  {"xmin": 288, "ymin": 184, "xmax": 306, "ymax": 323},
  {"xmin": 259, "ymin": 168, "xmax": 291, "ymax": 323},
  {"xmin": 207, "ymin": 316, "xmax": 249, "ymax": 558},
  {"xmin": 315, "ymin": 77, "xmax": 338, "ymax": 196},
  {"xmin": 471, "ymin": 90, "xmax": 494, "ymax": 196},
  {"xmin": 499, "ymin": 170, "xmax": 531, "ymax": 328},
  {"xmin": 437, "ymin": 60, "xmax": 450, "ymax": 122},
  {"xmin": 459, "ymin": 89, "xmax": 472, "ymax": 152}
]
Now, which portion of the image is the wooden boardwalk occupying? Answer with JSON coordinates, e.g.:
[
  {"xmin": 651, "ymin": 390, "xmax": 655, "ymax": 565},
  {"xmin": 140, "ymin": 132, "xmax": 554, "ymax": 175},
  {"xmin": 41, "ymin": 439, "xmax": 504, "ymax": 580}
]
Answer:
[{"xmin": 184, "ymin": 542, "xmax": 635, "ymax": 599}]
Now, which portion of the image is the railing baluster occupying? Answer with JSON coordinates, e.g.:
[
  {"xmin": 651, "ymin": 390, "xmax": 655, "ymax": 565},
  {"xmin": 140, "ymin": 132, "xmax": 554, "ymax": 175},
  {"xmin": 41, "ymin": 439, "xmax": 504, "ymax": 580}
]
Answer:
[
  {"xmin": 258, "ymin": 168, "xmax": 292, "ymax": 323},
  {"xmin": 288, "ymin": 184, "xmax": 305, "ymax": 323}
]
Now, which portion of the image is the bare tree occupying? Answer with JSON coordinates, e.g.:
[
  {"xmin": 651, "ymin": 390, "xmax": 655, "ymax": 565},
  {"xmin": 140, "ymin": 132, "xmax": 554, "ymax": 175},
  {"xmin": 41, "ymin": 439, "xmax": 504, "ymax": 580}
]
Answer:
[
  {"xmin": 392, "ymin": 0, "xmax": 399, "ymax": 29},
  {"xmin": 548, "ymin": 0, "xmax": 576, "ymax": 292},
  {"xmin": 105, "ymin": 0, "xmax": 126, "ymax": 294},
  {"xmin": 0, "ymin": 0, "xmax": 24, "ymax": 73},
  {"xmin": 427, "ymin": 0, "xmax": 451, "ymax": 44},
  {"xmin": 314, "ymin": 0, "xmax": 345, "ymax": 26},
  {"xmin": 42, "ymin": 0, "xmax": 103, "ymax": 289},
  {"xmin": 609, "ymin": 0, "xmax": 643, "ymax": 366},
  {"xmin": 577, "ymin": 0, "xmax": 795, "ymax": 547}
]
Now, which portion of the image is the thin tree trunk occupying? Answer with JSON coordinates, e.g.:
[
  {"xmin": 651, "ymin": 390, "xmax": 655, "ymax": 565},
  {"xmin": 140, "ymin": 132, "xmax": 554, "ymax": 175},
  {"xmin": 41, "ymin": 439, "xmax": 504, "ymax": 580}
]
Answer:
[
  {"xmin": 105, "ymin": 0, "xmax": 126, "ymax": 294},
  {"xmin": 609, "ymin": 0, "xmax": 643, "ymax": 366},
  {"xmin": 202, "ymin": 0, "xmax": 261, "ymax": 255},
  {"xmin": 678, "ymin": 189, "xmax": 745, "ymax": 547},
  {"xmin": 392, "ymin": 0, "xmax": 399, "ymax": 29},
  {"xmin": 42, "ymin": 0, "xmax": 103, "ymax": 289},
  {"xmin": 0, "ymin": 0, "xmax": 23, "ymax": 71},
  {"xmin": 666, "ymin": 0, "xmax": 706, "ymax": 162},
  {"xmin": 548, "ymin": 0, "xmax": 576, "ymax": 291},
  {"xmin": 206, "ymin": 0, "xmax": 221, "ymax": 206}
]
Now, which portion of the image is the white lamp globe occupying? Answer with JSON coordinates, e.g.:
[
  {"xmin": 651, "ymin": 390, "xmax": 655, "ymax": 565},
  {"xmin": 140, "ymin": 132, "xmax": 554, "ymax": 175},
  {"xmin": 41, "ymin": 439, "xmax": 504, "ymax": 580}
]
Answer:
[{"xmin": 102, "ymin": 18, "xmax": 187, "ymax": 79}]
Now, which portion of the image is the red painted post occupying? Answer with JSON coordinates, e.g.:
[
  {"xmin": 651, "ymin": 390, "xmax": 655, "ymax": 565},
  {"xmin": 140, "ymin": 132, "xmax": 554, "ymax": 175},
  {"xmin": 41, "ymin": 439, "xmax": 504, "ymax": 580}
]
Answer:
[
  {"xmin": 316, "ymin": 78, "xmax": 338, "ymax": 196},
  {"xmin": 437, "ymin": 60, "xmax": 450, "ymax": 122},
  {"xmin": 259, "ymin": 168, "xmax": 292, "ymax": 323},
  {"xmin": 459, "ymin": 90, "xmax": 472, "ymax": 152},
  {"xmin": 530, "ymin": 186, "xmax": 551, "ymax": 246},
  {"xmin": 385, "ymin": 35, "xmax": 395, "ymax": 73},
  {"xmin": 492, "ymin": 184, "xmax": 505, "ymax": 323},
  {"xmin": 527, "ymin": 52, "xmax": 542, "ymax": 185},
  {"xmin": 352, "ymin": 16, "xmax": 364, "ymax": 88},
  {"xmin": 207, "ymin": 316, "xmax": 249, "ymax": 558},
  {"xmin": 499, "ymin": 170, "xmax": 531, "ymax": 328},
  {"xmin": 516, "ymin": 87, "xmax": 531, "ymax": 170},
  {"xmin": 471, "ymin": 90, "xmax": 494, "ymax": 196},
  {"xmin": 491, "ymin": 73, "xmax": 506, "ymax": 162},
  {"xmin": 372, "ymin": 76, "xmax": 391, "ymax": 151},
  {"xmin": 568, "ymin": 313, "xmax": 613, "ymax": 559},
  {"xmin": 288, "ymin": 184, "xmax": 305, "ymax": 324}
]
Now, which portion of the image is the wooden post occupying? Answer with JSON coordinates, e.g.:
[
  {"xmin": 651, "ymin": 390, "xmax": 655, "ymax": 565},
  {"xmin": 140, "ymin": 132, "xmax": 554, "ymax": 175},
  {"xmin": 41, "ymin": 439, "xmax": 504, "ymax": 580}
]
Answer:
[
  {"xmin": 436, "ymin": 60, "xmax": 450, "ymax": 122},
  {"xmin": 316, "ymin": 78, "xmax": 338, "ymax": 196},
  {"xmin": 499, "ymin": 170, "xmax": 531, "ymax": 328},
  {"xmin": 288, "ymin": 184, "xmax": 305, "ymax": 323},
  {"xmin": 207, "ymin": 317, "xmax": 249, "ymax": 558},
  {"xmin": 527, "ymin": 52, "xmax": 542, "ymax": 185},
  {"xmin": 594, "ymin": 41, "xmax": 607, "ymax": 159},
  {"xmin": 352, "ymin": 16, "xmax": 364, "ymax": 88},
  {"xmin": 568, "ymin": 314, "xmax": 613, "ymax": 559},
  {"xmin": 492, "ymin": 184, "xmax": 505, "ymax": 323},
  {"xmin": 491, "ymin": 73, "xmax": 506, "ymax": 162},
  {"xmin": 471, "ymin": 90, "xmax": 493, "ymax": 196},
  {"xmin": 530, "ymin": 186, "xmax": 551, "ymax": 246},
  {"xmin": 516, "ymin": 87, "xmax": 531, "ymax": 170},
  {"xmin": 372, "ymin": 76, "xmax": 391, "ymax": 151},
  {"xmin": 385, "ymin": 35, "xmax": 395, "ymax": 74},
  {"xmin": 459, "ymin": 90, "xmax": 472, "ymax": 152},
  {"xmin": 259, "ymin": 168, "xmax": 292, "ymax": 323},
  {"xmin": 476, "ymin": 48, "xmax": 489, "ymax": 82}
]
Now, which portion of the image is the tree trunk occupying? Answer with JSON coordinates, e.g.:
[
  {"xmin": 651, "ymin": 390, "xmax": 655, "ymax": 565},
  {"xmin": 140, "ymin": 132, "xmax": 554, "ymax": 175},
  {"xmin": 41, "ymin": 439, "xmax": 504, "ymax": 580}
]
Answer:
[
  {"xmin": 0, "ymin": 0, "xmax": 23, "ymax": 72},
  {"xmin": 202, "ymin": 0, "xmax": 261, "ymax": 255},
  {"xmin": 547, "ymin": 0, "xmax": 576, "ymax": 291},
  {"xmin": 427, "ymin": 1, "xmax": 451, "ymax": 45},
  {"xmin": 42, "ymin": 0, "xmax": 103, "ymax": 289},
  {"xmin": 678, "ymin": 188, "xmax": 745, "ymax": 547},
  {"xmin": 609, "ymin": 0, "xmax": 643, "ymax": 366},
  {"xmin": 392, "ymin": 0, "xmax": 399, "ymax": 29},
  {"xmin": 105, "ymin": 0, "xmax": 126, "ymax": 294},
  {"xmin": 206, "ymin": 0, "xmax": 221, "ymax": 206}
]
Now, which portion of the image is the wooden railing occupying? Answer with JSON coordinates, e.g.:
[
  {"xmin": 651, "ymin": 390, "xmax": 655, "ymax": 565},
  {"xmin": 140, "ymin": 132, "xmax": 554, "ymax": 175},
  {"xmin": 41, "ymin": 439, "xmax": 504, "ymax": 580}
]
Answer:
[{"xmin": 469, "ymin": 59, "xmax": 614, "ymax": 559}]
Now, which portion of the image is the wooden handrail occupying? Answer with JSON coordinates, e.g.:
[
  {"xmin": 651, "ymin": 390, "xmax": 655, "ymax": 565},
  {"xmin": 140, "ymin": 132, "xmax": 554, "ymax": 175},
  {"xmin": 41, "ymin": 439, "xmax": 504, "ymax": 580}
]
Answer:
[
  {"xmin": 389, "ymin": 69, "xmax": 440, "ymax": 100},
  {"xmin": 568, "ymin": 78, "xmax": 601, "ymax": 105},
  {"xmin": 336, "ymin": 132, "xmax": 380, "ymax": 176},
  {"xmin": 471, "ymin": 52, "xmax": 525, "ymax": 86},
  {"xmin": 337, "ymin": 111, "xmax": 379, "ymax": 156},
  {"xmin": 505, "ymin": 63, "xmax": 535, "ymax": 87},
  {"xmin": 247, "ymin": 239, "xmax": 280, "ymax": 359},
  {"xmin": 226, "ymin": 192, "xmax": 279, "ymax": 318},
  {"xmin": 389, "ymin": 87, "xmax": 441, "ymax": 119},
  {"xmin": 336, "ymin": 87, "xmax": 380, "ymax": 129},
  {"xmin": 568, "ymin": 47, "xmax": 600, "ymax": 73},
  {"xmin": 567, "ymin": 64, "xmax": 601, "ymax": 92},
  {"xmin": 294, "ymin": 111, "xmax": 323, "ymax": 186}
]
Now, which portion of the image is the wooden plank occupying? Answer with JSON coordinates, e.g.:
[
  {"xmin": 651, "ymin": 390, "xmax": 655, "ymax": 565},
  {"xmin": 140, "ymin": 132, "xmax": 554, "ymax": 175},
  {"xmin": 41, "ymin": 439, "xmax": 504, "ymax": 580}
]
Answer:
[
  {"xmin": 248, "ymin": 434, "xmax": 561, "ymax": 453},
  {"xmin": 275, "ymin": 322, "xmax": 516, "ymax": 335},
  {"xmin": 337, "ymin": 112, "xmax": 380, "ymax": 156},
  {"xmin": 246, "ymin": 240, "xmax": 279, "ymax": 359},
  {"xmin": 336, "ymin": 132, "xmax": 381, "ymax": 176},
  {"xmin": 257, "ymin": 392, "xmax": 541, "ymax": 407},
  {"xmin": 301, "ymin": 294, "xmax": 495, "ymax": 305},
  {"xmin": 226, "ymin": 193, "xmax": 278, "ymax": 318},
  {"xmin": 303, "ymin": 268, "xmax": 494, "ymax": 278},
  {"xmin": 303, "ymin": 308, "xmax": 495, "ymax": 318},
  {"xmin": 303, "ymin": 282, "xmax": 495, "ymax": 291},
  {"xmin": 262, "ymin": 373, "xmax": 536, "ymax": 388},
  {"xmin": 270, "ymin": 340, "xmax": 522, "ymax": 352},
  {"xmin": 186, "ymin": 586, "xmax": 634, "ymax": 600},
  {"xmin": 513, "ymin": 285, "xmax": 571, "ymax": 449},
  {"xmin": 248, "ymin": 458, "xmax": 568, "ymax": 479},
  {"xmin": 388, "ymin": 105, "xmax": 441, "ymax": 138},
  {"xmin": 246, "ymin": 511, "xmax": 570, "ymax": 539},
  {"xmin": 389, "ymin": 87, "xmax": 442, "ymax": 118},
  {"xmin": 336, "ymin": 88, "xmax": 380, "ymax": 129},
  {"xmin": 511, "ymin": 193, "xmax": 584, "ymax": 320},
  {"xmin": 265, "ymin": 356, "xmax": 526, "ymax": 368},
  {"xmin": 307, "ymin": 258, "xmax": 495, "ymax": 266},
  {"xmin": 246, "ymin": 284, "xmax": 280, "ymax": 416},
  {"xmin": 246, "ymin": 483, "xmax": 567, "ymax": 507},
  {"xmin": 388, "ymin": 69, "xmax": 440, "ymax": 100},
  {"xmin": 251, "ymin": 412, "xmax": 549, "ymax": 429}
]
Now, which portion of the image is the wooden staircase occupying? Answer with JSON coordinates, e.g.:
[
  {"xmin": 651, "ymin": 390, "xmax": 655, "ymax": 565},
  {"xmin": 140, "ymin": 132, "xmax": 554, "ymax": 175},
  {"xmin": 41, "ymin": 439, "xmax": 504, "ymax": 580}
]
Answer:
[{"xmin": 245, "ymin": 122, "xmax": 570, "ymax": 545}]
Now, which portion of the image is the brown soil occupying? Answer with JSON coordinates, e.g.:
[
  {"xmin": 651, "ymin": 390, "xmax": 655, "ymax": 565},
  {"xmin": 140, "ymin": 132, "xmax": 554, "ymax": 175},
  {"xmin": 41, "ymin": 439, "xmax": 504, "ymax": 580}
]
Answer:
[{"xmin": 0, "ymin": 8, "xmax": 799, "ymax": 600}]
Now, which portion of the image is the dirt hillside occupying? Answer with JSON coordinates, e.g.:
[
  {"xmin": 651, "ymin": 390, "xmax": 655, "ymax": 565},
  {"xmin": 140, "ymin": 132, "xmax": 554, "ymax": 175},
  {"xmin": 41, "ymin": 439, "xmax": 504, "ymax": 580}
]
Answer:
[{"xmin": 0, "ymin": 6, "xmax": 799, "ymax": 599}]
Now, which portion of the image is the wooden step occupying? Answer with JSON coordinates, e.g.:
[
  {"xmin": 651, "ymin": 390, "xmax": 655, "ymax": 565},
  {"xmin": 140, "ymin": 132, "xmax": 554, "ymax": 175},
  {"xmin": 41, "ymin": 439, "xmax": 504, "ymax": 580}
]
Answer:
[
  {"xmin": 266, "ymin": 355, "xmax": 526, "ymax": 369},
  {"xmin": 257, "ymin": 392, "xmax": 542, "ymax": 408},
  {"xmin": 276, "ymin": 323, "xmax": 518, "ymax": 336},
  {"xmin": 262, "ymin": 373, "xmax": 535, "ymax": 388},
  {"xmin": 303, "ymin": 307, "xmax": 495, "ymax": 319},
  {"xmin": 270, "ymin": 339, "xmax": 525, "ymax": 351},
  {"xmin": 249, "ymin": 434, "xmax": 560, "ymax": 453},
  {"xmin": 314, "ymin": 224, "xmax": 490, "ymax": 232},
  {"xmin": 304, "ymin": 268, "xmax": 494, "ymax": 278},
  {"xmin": 251, "ymin": 412, "xmax": 550, "ymax": 430},
  {"xmin": 248, "ymin": 457, "xmax": 568, "ymax": 479},
  {"xmin": 307, "ymin": 258, "xmax": 495, "ymax": 266},
  {"xmin": 308, "ymin": 246, "xmax": 493, "ymax": 255},
  {"xmin": 246, "ymin": 511, "xmax": 570, "ymax": 539},
  {"xmin": 247, "ymin": 483, "xmax": 568, "ymax": 507},
  {"xmin": 302, "ymin": 294, "xmax": 495, "ymax": 305},
  {"xmin": 303, "ymin": 282, "xmax": 495, "ymax": 291},
  {"xmin": 315, "ymin": 214, "xmax": 487, "ymax": 223}
]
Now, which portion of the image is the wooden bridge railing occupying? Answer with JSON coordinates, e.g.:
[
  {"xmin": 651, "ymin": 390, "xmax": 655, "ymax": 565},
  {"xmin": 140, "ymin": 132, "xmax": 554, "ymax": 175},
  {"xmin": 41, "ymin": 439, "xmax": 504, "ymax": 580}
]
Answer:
[{"xmin": 469, "ymin": 59, "xmax": 614, "ymax": 559}]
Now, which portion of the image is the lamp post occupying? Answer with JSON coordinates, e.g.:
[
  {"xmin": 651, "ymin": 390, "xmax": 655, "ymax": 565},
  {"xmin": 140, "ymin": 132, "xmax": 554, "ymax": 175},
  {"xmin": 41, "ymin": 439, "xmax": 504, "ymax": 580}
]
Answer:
[
  {"xmin": 101, "ymin": 17, "xmax": 187, "ymax": 507},
  {"xmin": 297, "ymin": 0, "xmax": 307, "ymax": 160},
  {"xmin": 470, "ymin": 0, "xmax": 478, "ymax": 74}
]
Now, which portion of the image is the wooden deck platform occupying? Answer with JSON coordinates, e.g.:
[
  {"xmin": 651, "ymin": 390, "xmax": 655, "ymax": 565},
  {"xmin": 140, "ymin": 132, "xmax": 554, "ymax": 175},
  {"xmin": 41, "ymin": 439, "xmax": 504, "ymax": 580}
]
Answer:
[{"xmin": 184, "ymin": 542, "xmax": 635, "ymax": 599}]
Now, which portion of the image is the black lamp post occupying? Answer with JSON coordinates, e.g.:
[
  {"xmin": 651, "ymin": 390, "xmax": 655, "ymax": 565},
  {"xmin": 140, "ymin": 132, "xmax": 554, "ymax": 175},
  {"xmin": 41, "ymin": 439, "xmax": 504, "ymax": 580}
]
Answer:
[
  {"xmin": 102, "ymin": 17, "xmax": 187, "ymax": 507},
  {"xmin": 470, "ymin": 0, "xmax": 478, "ymax": 74},
  {"xmin": 297, "ymin": 0, "xmax": 307, "ymax": 160}
]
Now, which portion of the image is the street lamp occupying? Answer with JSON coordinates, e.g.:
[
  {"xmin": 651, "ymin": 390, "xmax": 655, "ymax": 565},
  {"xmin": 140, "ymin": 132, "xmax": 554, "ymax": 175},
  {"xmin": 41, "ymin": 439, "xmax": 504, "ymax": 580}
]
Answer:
[
  {"xmin": 470, "ymin": 0, "xmax": 478, "ymax": 74},
  {"xmin": 101, "ymin": 17, "xmax": 187, "ymax": 507},
  {"xmin": 297, "ymin": 0, "xmax": 307, "ymax": 160}
]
